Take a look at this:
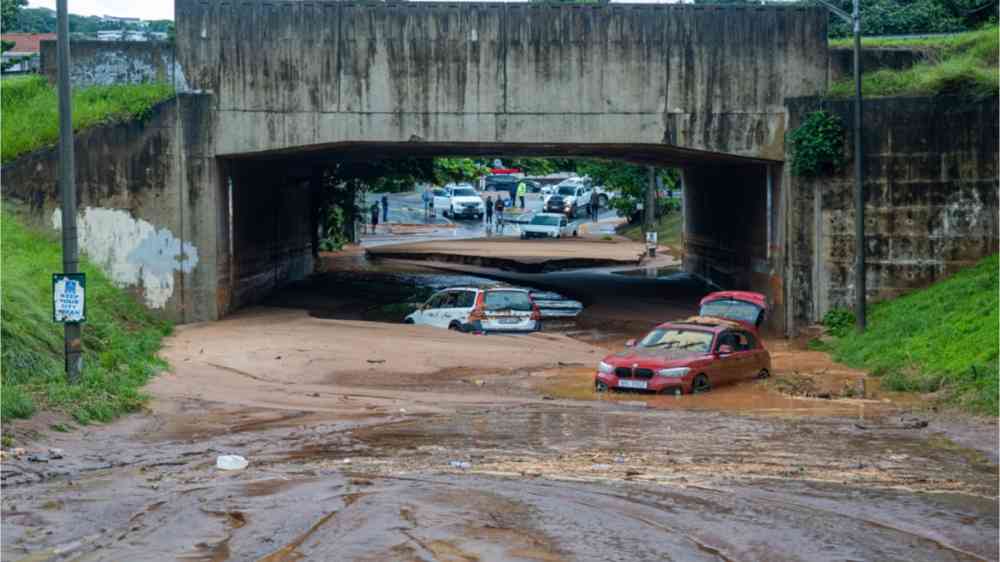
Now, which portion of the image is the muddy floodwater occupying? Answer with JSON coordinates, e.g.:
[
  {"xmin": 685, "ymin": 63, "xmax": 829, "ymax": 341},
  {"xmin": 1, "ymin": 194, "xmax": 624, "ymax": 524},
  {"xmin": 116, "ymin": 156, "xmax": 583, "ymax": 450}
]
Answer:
[{"xmin": 2, "ymin": 253, "xmax": 997, "ymax": 561}]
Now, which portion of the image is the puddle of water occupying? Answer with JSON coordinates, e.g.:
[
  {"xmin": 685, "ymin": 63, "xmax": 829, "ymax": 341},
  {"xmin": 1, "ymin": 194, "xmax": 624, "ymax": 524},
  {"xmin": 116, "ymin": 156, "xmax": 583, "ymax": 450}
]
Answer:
[
  {"xmin": 536, "ymin": 368, "xmax": 890, "ymax": 419},
  {"xmin": 611, "ymin": 266, "xmax": 685, "ymax": 278}
]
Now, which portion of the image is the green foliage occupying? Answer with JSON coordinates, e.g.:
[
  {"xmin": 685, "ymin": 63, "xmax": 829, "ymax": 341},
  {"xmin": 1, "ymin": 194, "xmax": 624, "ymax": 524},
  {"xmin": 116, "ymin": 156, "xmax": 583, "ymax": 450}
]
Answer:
[
  {"xmin": 1, "ymin": 0, "xmax": 26, "ymax": 31},
  {"xmin": 319, "ymin": 206, "xmax": 349, "ymax": 251},
  {"xmin": 788, "ymin": 111, "xmax": 845, "ymax": 177},
  {"xmin": 433, "ymin": 158, "xmax": 489, "ymax": 185},
  {"xmin": 821, "ymin": 308, "xmax": 856, "ymax": 337},
  {"xmin": 617, "ymin": 212, "xmax": 684, "ymax": 249},
  {"xmin": 825, "ymin": 0, "xmax": 993, "ymax": 39},
  {"xmin": 1, "ymin": 211, "xmax": 172, "ymax": 423},
  {"xmin": 828, "ymin": 26, "xmax": 999, "ymax": 98},
  {"xmin": 826, "ymin": 254, "xmax": 999, "ymax": 415},
  {"xmin": 1, "ymin": 75, "xmax": 174, "ymax": 163}
]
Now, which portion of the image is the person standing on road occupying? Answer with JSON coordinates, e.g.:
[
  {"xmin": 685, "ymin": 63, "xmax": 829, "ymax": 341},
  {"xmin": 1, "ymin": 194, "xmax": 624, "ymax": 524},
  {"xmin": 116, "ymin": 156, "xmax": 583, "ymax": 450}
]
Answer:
[
  {"xmin": 381, "ymin": 194, "xmax": 389, "ymax": 223},
  {"xmin": 516, "ymin": 179, "xmax": 527, "ymax": 209},
  {"xmin": 370, "ymin": 201, "xmax": 380, "ymax": 234},
  {"xmin": 485, "ymin": 196, "xmax": 494, "ymax": 226},
  {"xmin": 495, "ymin": 197, "xmax": 506, "ymax": 233},
  {"xmin": 591, "ymin": 196, "xmax": 600, "ymax": 222}
]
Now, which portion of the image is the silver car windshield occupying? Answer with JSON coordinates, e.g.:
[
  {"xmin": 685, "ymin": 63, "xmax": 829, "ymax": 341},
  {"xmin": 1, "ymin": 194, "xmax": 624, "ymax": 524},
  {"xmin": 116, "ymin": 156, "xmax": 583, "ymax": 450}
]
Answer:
[
  {"xmin": 452, "ymin": 188, "xmax": 477, "ymax": 197},
  {"xmin": 557, "ymin": 185, "xmax": 577, "ymax": 196}
]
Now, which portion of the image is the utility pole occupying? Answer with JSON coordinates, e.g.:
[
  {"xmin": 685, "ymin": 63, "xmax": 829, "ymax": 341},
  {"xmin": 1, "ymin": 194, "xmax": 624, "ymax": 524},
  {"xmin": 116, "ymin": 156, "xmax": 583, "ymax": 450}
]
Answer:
[
  {"xmin": 819, "ymin": 0, "xmax": 865, "ymax": 332},
  {"xmin": 57, "ymin": 0, "xmax": 82, "ymax": 381},
  {"xmin": 645, "ymin": 167, "xmax": 656, "ymax": 258}
]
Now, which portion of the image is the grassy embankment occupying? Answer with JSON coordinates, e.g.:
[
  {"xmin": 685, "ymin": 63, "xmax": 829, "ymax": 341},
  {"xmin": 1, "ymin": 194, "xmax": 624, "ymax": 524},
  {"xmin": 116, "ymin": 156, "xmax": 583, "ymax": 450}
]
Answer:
[
  {"xmin": 819, "ymin": 255, "xmax": 998, "ymax": 416},
  {"xmin": 2, "ymin": 213, "xmax": 172, "ymax": 425},
  {"xmin": 828, "ymin": 26, "xmax": 998, "ymax": 98},
  {"xmin": 617, "ymin": 211, "xmax": 683, "ymax": 250},
  {"xmin": 1, "ymin": 74, "xmax": 173, "ymax": 163},
  {"xmin": 2, "ymin": 76, "xmax": 176, "ymax": 425}
]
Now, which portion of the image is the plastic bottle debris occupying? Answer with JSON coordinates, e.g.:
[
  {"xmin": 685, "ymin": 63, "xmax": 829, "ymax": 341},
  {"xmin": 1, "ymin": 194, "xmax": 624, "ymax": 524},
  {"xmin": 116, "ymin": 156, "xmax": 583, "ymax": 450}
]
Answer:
[
  {"xmin": 449, "ymin": 460, "xmax": 471, "ymax": 469},
  {"xmin": 216, "ymin": 455, "xmax": 249, "ymax": 470}
]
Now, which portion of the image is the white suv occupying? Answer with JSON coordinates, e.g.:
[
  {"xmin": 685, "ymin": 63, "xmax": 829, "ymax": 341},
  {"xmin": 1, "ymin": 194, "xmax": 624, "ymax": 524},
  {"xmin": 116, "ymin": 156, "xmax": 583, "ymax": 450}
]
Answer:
[
  {"xmin": 433, "ymin": 184, "xmax": 485, "ymax": 220},
  {"xmin": 405, "ymin": 287, "xmax": 541, "ymax": 333}
]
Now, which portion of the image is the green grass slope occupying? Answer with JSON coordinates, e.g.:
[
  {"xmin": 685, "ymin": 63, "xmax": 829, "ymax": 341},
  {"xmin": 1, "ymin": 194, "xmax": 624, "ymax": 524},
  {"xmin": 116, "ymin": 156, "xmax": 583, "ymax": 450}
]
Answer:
[
  {"xmin": 1, "ymin": 211, "xmax": 172, "ymax": 424},
  {"xmin": 1, "ymin": 75, "xmax": 173, "ymax": 164},
  {"xmin": 826, "ymin": 255, "xmax": 998, "ymax": 415},
  {"xmin": 828, "ymin": 26, "xmax": 998, "ymax": 98}
]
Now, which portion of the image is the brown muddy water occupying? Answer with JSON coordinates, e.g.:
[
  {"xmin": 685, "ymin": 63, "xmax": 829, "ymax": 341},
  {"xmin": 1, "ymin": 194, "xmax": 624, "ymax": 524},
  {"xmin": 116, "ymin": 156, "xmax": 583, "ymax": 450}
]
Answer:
[{"xmin": 3, "ymin": 255, "xmax": 997, "ymax": 561}]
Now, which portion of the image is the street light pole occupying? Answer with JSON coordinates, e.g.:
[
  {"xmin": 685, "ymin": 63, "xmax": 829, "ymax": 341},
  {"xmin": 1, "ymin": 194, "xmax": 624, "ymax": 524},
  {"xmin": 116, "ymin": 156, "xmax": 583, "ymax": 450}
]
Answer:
[
  {"xmin": 819, "ymin": 0, "xmax": 865, "ymax": 332},
  {"xmin": 57, "ymin": 0, "xmax": 83, "ymax": 381}
]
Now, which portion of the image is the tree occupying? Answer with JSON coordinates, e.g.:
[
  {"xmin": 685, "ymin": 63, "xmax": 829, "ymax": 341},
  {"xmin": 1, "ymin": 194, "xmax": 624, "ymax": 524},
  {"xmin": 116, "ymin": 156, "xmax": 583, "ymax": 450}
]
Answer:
[
  {"xmin": 1, "ymin": 0, "xmax": 27, "ymax": 31},
  {"xmin": 1, "ymin": 0, "xmax": 28, "ymax": 72},
  {"xmin": 577, "ymin": 160, "xmax": 679, "ymax": 221}
]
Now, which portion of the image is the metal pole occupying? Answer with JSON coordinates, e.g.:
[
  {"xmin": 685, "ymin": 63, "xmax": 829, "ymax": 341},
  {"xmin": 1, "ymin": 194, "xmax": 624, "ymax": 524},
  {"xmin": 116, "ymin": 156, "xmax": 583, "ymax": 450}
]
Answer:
[
  {"xmin": 852, "ymin": 0, "xmax": 866, "ymax": 332},
  {"xmin": 57, "ymin": 0, "xmax": 82, "ymax": 382},
  {"xmin": 645, "ymin": 167, "xmax": 656, "ymax": 257}
]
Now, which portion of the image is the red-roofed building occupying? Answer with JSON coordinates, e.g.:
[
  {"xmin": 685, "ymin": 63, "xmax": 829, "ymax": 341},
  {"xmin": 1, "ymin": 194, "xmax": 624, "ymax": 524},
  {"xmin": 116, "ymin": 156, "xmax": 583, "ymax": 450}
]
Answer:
[{"xmin": 1, "ymin": 33, "xmax": 55, "ymax": 73}]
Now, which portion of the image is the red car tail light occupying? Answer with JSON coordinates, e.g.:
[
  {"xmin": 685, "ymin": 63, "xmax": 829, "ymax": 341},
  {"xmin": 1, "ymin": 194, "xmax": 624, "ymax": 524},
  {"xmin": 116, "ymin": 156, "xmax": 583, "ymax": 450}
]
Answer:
[{"xmin": 468, "ymin": 291, "xmax": 487, "ymax": 322}]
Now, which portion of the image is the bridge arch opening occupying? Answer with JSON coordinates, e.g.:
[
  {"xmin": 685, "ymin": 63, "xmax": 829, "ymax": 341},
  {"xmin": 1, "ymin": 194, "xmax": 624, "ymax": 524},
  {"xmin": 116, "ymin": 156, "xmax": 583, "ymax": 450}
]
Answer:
[{"xmin": 216, "ymin": 142, "xmax": 785, "ymax": 333}]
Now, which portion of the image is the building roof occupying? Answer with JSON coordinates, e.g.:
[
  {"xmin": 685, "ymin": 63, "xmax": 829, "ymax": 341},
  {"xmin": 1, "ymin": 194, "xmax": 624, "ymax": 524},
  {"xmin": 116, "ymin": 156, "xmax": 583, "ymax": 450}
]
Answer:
[{"xmin": 1, "ymin": 33, "xmax": 56, "ymax": 54}]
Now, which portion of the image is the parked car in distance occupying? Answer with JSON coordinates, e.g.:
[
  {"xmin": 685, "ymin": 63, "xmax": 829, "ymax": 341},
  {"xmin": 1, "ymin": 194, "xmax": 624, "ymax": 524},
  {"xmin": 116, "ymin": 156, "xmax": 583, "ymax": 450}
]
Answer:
[
  {"xmin": 433, "ymin": 184, "xmax": 486, "ymax": 220},
  {"xmin": 520, "ymin": 213, "xmax": 577, "ymax": 239},
  {"xmin": 404, "ymin": 286, "xmax": 542, "ymax": 333},
  {"xmin": 699, "ymin": 291, "xmax": 768, "ymax": 330},
  {"xmin": 594, "ymin": 316, "xmax": 771, "ymax": 394}
]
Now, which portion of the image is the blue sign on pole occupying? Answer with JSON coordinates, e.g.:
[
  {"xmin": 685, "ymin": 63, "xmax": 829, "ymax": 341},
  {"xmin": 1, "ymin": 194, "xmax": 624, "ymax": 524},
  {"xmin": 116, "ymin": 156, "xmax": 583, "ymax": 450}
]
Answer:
[{"xmin": 53, "ymin": 273, "xmax": 86, "ymax": 323}]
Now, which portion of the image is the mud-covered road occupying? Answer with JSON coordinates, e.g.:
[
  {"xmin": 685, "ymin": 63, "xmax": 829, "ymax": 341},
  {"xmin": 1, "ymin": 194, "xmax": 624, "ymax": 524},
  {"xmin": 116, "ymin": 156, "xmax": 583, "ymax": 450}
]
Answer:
[{"xmin": 2, "ymin": 251, "xmax": 997, "ymax": 561}]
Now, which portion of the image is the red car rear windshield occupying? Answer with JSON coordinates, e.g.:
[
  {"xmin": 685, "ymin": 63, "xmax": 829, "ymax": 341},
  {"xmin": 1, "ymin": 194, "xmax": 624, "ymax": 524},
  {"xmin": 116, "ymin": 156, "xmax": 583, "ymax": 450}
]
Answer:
[
  {"xmin": 638, "ymin": 329, "xmax": 714, "ymax": 353},
  {"xmin": 699, "ymin": 299, "xmax": 763, "ymax": 325},
  {"xmin": 484, "ymin": 291, "xmax": 532, "ymax": 311}
]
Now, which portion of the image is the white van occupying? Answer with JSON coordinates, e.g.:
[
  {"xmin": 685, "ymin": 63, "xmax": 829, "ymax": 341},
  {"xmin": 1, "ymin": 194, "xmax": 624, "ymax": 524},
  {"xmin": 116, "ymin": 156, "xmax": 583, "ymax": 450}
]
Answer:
[{"xmin": 405, "ymin": 287, "xmax": 541, "ymax": 333}]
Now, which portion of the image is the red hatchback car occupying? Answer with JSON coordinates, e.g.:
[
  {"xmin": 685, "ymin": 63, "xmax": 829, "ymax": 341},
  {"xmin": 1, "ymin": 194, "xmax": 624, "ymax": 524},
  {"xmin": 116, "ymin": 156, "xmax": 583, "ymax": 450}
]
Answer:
[{"xmin": 595, "ymin": 292, "xmax": 771, "ymax": 395}]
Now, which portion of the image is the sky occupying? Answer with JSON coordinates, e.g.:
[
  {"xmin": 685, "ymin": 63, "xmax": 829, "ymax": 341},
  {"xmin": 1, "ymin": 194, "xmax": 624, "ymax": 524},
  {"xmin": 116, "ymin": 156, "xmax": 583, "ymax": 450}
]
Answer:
[
  {"xmin": 27, "ymin": 0, "xmax": 174, "ymax": 20},
  {"xmin": 26, "ymin": 0, "xmax": 697, "ymax": 22}
]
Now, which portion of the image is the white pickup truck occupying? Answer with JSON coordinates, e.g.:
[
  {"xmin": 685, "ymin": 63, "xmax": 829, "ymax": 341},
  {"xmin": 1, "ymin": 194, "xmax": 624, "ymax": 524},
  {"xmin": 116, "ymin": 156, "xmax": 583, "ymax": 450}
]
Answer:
[
  {"xmin": 432, "ymin": 184, "xmax": 486, "ymax": 220},
  {"xmin": 543, "ymin": 179, "xmax": 593, "ymax": 218}
]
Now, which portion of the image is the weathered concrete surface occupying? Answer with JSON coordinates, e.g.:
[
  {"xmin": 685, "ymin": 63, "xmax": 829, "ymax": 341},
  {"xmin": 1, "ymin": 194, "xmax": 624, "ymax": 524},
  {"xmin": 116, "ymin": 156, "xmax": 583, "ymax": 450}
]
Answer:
[
  {"xmin": 828, "ymin": 47, "xmax": 929, "ymax": 83},
  {"xmin": 1, "ymin": 95, "xmax": 226, "ymax": 323},
  {"xmin": 175, "ymin": 0, "xmax": 828, "ymax": 160},
  {"xmin": 40, "ymin": 40, "xmax": 188, "ymax": 89},
  {"xmin": 785, "ymin": 95, "xmax": 999, "ymax": 326}
]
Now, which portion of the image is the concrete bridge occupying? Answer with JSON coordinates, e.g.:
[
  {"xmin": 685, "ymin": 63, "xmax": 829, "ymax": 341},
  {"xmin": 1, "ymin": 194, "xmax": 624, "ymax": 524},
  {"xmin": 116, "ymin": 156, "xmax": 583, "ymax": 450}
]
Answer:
[
  {"xmin": 6, "ymin": 1, "xmax": 994, "ymax": 334},
  {"xmin": 177, "ymin": 0, "xmax": 827, "ymax": 334}
]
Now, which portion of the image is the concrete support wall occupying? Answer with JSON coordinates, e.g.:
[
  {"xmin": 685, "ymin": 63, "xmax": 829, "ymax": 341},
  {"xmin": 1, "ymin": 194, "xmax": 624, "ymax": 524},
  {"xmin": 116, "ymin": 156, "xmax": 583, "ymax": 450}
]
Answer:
[
  {"xmin": 786, "ymin": 96, "xmax": 999, "ymax": 329},
  {"xmin": 174, "ymin": 0, "xmax": 827, "ymax": 160},
  {"xmin": 827, "ymin": 47, "xmax": 928, "ymax": 84},
  {"xmin": 0, "ymin": 95, "xmax": 223, "ymax": 323},
  {"xmin": 40, "ymin": 40, "xmax": 189, "ymax": 89},
  {"xmin": 226, "ymin": 161, "xmax": 314, "ymax": 312},
  {"xmin": 682, "ymin": 163, "xmax": 784, "ymax": 333}
]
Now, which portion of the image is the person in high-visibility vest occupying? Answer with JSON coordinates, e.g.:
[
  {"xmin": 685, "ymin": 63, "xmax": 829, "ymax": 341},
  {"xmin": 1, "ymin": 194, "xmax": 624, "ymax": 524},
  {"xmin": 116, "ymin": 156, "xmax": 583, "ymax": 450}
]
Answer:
[{"xmin": 516, "ymin": 180, "xmax": 527, "ymax": 209}]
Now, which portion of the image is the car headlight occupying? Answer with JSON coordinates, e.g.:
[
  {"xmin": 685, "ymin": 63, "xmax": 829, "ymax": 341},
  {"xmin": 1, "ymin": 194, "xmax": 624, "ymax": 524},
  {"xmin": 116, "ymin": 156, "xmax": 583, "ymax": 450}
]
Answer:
[
  {"xmin": 598, "ymin": 361, "xmax": 614, "ymax": 374},
  {"xmin": 657, "ymin": 367, "xmax": 690, "ymax": 378}
]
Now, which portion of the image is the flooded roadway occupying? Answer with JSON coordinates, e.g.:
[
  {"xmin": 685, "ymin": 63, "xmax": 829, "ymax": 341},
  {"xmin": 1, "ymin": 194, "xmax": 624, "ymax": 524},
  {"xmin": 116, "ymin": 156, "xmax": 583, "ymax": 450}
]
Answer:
[{"xmin": 2, "ymin": 248, "xmax": 997, "ymax": 561}]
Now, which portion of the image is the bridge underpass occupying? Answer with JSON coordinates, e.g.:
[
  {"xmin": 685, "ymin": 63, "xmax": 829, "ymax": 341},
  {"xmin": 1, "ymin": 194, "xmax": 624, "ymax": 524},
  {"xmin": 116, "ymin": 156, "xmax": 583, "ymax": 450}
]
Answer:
[{"xmin": 219, "ymin": 141, "xmax": 783, "ymax": 331}]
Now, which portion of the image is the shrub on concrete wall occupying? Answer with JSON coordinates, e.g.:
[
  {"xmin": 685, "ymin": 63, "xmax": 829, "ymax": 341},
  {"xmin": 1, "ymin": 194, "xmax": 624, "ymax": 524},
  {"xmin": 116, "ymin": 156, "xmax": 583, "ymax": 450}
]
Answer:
[{"xmin": 788, "ymin": 110, "xmax": 845, "ymax": 177}]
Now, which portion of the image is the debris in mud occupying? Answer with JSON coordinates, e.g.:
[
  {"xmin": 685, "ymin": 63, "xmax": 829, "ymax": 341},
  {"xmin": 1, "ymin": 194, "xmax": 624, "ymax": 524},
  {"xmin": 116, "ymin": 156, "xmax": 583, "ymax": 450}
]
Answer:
[
  {"xmin": 216, "ymin": 455, "xmax": 249, "ymax": 470},
  {"xmin": 449, "ymin": 460, "xmax": 472, "ymax": 469},
  {"xmin": 855, "ymin": 417, "xmax": 929, "ymax": 430},
  {"xmin": 367, "ymin": 359, "xmax": 386, "ymax": 364}
]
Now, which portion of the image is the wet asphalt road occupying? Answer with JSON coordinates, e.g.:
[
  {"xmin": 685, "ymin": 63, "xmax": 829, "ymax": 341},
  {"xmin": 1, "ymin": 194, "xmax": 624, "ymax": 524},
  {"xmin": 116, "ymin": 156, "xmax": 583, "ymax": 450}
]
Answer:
[{"xmin": 362, "ymin": 191, "xmax": 618, "ymax": 247}]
